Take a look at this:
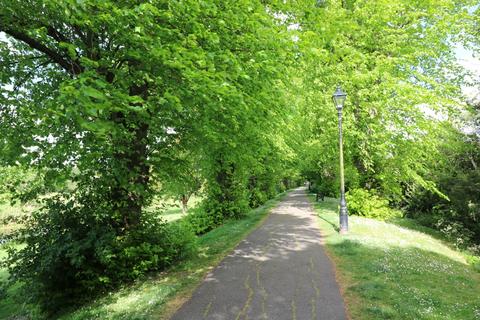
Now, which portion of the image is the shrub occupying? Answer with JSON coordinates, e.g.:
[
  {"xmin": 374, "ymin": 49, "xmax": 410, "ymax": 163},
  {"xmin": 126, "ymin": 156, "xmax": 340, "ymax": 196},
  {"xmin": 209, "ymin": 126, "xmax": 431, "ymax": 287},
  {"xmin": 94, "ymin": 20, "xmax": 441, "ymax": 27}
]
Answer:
[
  {"xmin": 346, "ymin": 188, "xmax": 401, "ymax": 220},
  {"xmin": 277, "ymin": 181, "xmax": 286, "ymax": 193},
  {"xmin": 418, "ymin": 211, "xmax": 479, "ymax": 255},
  {"xmin": 184, "ymin": 206, "xmax": 224, "ymax": 235},
  {"xmin": 309, "ymin": 179, "xmax": 337, "ymax": 198},
  {"xmin": 4, "ymin": 195, "xmax": 197, "ymax": 314},
  {"xmin": 248, "ymin": 188, "xmax": 268, "ymax": 208},
  {"xmin": 406, "ymin": 169, "xmax": 480, "ymax": 247}
]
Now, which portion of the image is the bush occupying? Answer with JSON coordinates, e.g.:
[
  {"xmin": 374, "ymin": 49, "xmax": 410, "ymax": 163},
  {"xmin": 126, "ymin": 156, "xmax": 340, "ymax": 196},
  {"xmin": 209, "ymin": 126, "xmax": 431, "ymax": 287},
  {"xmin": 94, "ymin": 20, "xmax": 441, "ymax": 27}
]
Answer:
[
  {"xmin": 248, "ymin": 188, "xmax": 268, "ymax": 208},
  {"xmin": 466, "ymin": 255, "xmax": 480, "ymax": 272},
  {"xmin": 309, "ymin": 179, "xmax": 336, "ymax": 198},
  {"xmin": 204, "ymin": 177, "xmax": 249, "ymax": 220},
  {"xmin": 433, "ymin": 217, "xmax": 475, "ymax": 251},
  {"xmin": 277, "ymin": 181, "xmax": 286, "ymax": 193},
  {"xmin": 406, "ymin": 172, "xmax": 480, "ymax": 250},
  {"xmin": 346, "ymin": 188, "xmax": 400, "ymax": 220},
  {"xmin": 185, "ymin": 206, "xmax": 224, "ymax": 235},
  {"xmin": 4, "ymin": 195, "xmax": 197, "ymax": 314}
]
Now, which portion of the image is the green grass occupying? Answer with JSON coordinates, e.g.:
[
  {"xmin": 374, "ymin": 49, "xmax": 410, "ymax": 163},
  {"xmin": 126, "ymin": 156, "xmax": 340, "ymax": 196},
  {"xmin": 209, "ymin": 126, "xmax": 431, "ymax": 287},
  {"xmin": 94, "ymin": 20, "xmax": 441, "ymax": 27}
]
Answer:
[
  {"xmin": 310, "ymin": 195, "xmax": 480, "ymax": 320},
  {"xmin": 0, "ymin": 192, "xmax": 285, "ymax": 320}
]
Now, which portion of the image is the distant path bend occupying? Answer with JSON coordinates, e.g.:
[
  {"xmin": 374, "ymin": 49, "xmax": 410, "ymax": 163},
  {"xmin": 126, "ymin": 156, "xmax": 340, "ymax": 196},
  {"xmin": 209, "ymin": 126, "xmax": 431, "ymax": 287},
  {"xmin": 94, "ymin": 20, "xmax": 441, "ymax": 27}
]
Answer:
[{"xmin": 171, "ymin": 187, "xmax": 348, "ymax": 320}]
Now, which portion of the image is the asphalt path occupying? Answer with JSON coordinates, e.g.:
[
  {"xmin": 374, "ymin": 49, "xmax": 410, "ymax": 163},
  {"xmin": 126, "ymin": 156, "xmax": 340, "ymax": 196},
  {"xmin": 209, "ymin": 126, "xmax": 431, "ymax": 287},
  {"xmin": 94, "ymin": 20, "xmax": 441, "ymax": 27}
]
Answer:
[{"xmin": 171, "ymin": 187, "xmax": 348, "ymax": 320}]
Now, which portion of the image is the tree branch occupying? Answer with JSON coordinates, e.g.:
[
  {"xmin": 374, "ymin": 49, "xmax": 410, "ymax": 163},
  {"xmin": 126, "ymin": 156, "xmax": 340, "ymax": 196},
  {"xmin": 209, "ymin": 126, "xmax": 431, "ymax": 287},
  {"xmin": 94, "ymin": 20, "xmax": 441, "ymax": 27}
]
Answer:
[
  {"xmin": 2, "ymin": 28, "xmax": 83, "ymax": 75},
  {"xmin": 46, "ymin": 26, "xmax": 71, "ymax": 44}
]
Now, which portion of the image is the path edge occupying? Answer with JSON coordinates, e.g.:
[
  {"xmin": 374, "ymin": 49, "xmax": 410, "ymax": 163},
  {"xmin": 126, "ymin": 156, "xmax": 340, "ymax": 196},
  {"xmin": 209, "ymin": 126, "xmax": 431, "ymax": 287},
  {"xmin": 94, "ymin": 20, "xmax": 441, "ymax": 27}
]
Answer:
[{"xmin": 305, "ymin": 191, "xmax": 353, "ymax": 320}]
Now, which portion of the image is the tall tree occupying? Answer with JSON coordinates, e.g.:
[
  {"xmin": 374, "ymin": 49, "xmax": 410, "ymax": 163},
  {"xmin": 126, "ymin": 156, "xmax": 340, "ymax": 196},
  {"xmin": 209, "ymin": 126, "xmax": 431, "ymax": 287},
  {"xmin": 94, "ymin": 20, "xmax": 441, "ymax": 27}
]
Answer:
[
  {"xmin": 290, "ymin": 0, "xmax": 473, "ymax": 201},
  {"xmin": 0, "ymin": 0, "xmax": 296, "ymax": 311}
]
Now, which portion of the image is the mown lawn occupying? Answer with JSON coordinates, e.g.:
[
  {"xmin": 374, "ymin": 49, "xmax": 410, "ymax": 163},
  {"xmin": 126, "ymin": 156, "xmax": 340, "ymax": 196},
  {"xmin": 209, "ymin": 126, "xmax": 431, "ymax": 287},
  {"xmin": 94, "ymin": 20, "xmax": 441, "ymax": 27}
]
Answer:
[
  {"xmin": 0, "ymin": 192, "xmax": 285, "ymax": 319},
  {"xmin": 311, "ymin": 196, "xmax": 480, "ymax": 320}
]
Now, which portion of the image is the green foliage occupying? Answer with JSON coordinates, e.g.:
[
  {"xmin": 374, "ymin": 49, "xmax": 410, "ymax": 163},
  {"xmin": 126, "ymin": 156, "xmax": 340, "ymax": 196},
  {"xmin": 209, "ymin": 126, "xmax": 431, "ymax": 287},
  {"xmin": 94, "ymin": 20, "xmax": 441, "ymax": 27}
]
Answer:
[
  {"xmin": 203, "ymin": 161, "xmax": 250, "ymax": 220},
  {"xmin": 0, "ymin": 191, "xmax": 284, "ymax": 320},
  {"xmin": 467, "ymin": 255, "xmax": 480, "ymax": 273},
  {"xmin": 248, "ymin": 169, "xmax": 283, "ymax": 208},
  {"xmin": 4, "ymin": 195, "xmax": 197, "ymax": 313},
  {"xmin": 1, "ymin": 0, "xmax": 478, "ymax": 315},
  {"xmin": 186, "ymin": 168, "xmax": 289, "ymax": 235},
  {"xmin": 346, "ymin": 188, "xmax": 401, "ymax": 220},
  {"xmin": 292, "ymin": 0, "xmax": 479, "ymax": 253},
  {"xmin": 406, "ymin": 136, "xmax": 480, "ymax": 250},
  {"xmin": 0, "ymin": 166, "xmax": 46, "ymax": 203},
  {"xmin": 58, "ymin": 193, "xmax": 283, "ymax": 320},
  {"xmin": 248, "ymin": 187, "xmax": 269, "ymax": 208},
  {"xmin": 294, "ymin": 0, "xmax": 474, "ymax": 204},
  {"xmin": 184, "ymin": 207, "xmax": 224, "ymax": 236},
  {"xmin": 309, "ymin": 177, "xmax": 337, "ymax": 197}
]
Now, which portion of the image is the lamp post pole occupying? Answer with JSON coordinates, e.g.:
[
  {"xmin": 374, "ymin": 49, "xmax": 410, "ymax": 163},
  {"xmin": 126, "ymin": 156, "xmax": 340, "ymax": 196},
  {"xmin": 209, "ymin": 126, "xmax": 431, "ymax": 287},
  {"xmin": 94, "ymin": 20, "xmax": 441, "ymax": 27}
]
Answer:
[{"xmin": 333, "ymin": 86, "xmax": 348, "ymax": 234}]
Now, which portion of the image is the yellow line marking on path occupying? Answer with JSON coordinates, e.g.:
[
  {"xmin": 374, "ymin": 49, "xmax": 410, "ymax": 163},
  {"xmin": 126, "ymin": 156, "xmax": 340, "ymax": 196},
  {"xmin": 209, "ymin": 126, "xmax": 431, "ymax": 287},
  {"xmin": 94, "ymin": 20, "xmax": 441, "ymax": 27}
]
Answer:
[
  {"xmin": 255, "ymin": 262, "xmax": 268, "ymax": 319},
  {"xmin": 309, "ymin": 257, "xmax": 320, "ymax": 319},
  {"xmin": 291, "ymin": 298, "xmax": 297, "ymax": 320},
  {"xmin": 291, "ymin": 248, "xmax": 300, "ymax": 320},
  {"xmin": 236, "ymin": 275, "xmax": 253, "ymax": 320},
  {"xmin": 203, "ymin": 300, "xmax": 213, "ymax": 319},
  {"xmin": 311, "ymin": 297, "xmax": 316, "ymax": 320}
]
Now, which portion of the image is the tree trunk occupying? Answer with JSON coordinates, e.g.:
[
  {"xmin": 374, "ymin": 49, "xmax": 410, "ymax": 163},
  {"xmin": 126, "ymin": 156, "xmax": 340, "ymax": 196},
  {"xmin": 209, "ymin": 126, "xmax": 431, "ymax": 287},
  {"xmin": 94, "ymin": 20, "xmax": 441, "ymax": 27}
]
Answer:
[
  {"xmin": 181, "ymin": 194, "xmax": 189, "ymax": 214},
  {"xmin": 110, "ymin": 84, "xmax": 150, "ymax": 230}
]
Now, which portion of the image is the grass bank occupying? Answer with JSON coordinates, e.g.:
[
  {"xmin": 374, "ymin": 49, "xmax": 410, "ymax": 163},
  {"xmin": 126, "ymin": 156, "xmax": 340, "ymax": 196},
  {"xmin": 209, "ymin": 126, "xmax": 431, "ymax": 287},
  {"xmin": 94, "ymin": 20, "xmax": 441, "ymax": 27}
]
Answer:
[
  {"xmin": 0, "ymin": 191, "xmax": 285, "ymax": 319},
  {"xmin": 310, "ymin": 196, "xmax": 480, "ymax": 320}
]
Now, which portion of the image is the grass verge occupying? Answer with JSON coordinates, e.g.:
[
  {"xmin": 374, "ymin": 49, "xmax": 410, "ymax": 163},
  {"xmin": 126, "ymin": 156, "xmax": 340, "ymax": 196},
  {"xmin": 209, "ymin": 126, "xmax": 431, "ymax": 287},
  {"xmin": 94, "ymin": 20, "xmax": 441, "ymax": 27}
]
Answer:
[
  {"xmin": 36, "ymin": 192, "xmax": 283, "ymax": 320},
  {"xmin": 310, "ymin": 195, "xmax": 480, "ymax": 320}
]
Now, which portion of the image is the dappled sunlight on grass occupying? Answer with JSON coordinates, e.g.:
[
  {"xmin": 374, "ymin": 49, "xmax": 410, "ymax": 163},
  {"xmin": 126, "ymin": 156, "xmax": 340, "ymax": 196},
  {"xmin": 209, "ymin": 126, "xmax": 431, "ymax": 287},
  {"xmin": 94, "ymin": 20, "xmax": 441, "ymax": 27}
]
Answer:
[{"xmin": 310, "ymin": 195, "xmax": 480, "ymax": 320}]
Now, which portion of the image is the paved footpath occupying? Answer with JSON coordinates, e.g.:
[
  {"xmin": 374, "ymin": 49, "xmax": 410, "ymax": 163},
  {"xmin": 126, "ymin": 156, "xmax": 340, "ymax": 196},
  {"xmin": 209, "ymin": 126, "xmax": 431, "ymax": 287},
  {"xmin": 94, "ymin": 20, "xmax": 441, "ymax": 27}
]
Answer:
[{"xmin": 171, "ymin": 187, "xmax": 348, "ymax": 320}]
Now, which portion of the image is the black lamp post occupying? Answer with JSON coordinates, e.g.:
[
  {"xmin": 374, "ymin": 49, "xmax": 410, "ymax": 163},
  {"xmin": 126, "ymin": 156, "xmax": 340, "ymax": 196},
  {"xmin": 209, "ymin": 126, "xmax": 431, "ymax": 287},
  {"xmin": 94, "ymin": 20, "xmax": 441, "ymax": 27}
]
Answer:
[{"xmin": 332, "ymin": 86, "xmax": 348, "ymax": 234}]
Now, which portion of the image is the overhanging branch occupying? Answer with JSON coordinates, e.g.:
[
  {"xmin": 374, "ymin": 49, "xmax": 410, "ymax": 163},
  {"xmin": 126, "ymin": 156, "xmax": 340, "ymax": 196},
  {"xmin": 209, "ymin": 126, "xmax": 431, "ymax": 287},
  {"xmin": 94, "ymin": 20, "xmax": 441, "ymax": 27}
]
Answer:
[{"xmin": 2, "ymin": 28, "xmax": 83, "ymax": 75}]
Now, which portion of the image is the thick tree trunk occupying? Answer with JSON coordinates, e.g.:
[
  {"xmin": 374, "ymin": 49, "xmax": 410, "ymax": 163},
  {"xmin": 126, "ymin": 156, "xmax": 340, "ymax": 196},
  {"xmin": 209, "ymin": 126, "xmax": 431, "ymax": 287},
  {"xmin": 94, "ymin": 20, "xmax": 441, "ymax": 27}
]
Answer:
[
  {"xmin": 111, "ymin": 84, "xmax": 150, "ymax": 230},
  {"xmin": 110, "ymin": 121, "xmax": 150, "ymax": 230},
  {"xmin": 125, "ymin": 122, "xmax": 150, "ymax": 227}
]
